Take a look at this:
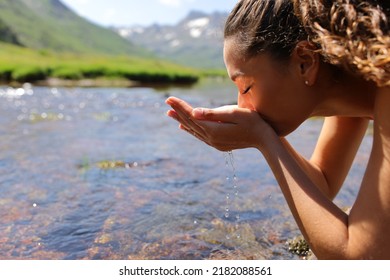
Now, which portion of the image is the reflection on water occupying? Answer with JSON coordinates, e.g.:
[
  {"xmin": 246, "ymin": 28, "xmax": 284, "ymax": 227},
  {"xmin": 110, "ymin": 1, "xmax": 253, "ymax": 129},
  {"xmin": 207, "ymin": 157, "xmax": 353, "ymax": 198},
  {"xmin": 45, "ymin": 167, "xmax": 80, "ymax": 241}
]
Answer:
[{"xmin": 0, "ymin": 81, "xmax": 371, "ymax": 259}]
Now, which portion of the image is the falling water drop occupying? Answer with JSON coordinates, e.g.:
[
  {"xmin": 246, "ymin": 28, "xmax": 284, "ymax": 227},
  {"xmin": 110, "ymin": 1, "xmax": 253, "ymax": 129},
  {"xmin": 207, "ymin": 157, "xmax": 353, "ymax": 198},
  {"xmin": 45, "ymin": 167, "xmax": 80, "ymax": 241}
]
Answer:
[
  {"xmin": 225, "ymin": 207, "xmax": 230, "ymax": 218},
  {"xmin": 226, "ymin": 193, "xmax": 230, "ymax": 200},
  {"xmin": 224, "ymin": 151, "xmax": 241, "ymax": 240}
]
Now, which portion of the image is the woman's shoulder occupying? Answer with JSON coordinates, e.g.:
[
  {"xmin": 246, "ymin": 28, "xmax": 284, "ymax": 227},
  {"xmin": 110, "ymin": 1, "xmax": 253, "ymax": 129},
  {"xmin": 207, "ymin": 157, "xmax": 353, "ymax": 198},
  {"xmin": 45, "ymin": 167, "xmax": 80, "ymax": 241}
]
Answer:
[{"xmin": 374, "ymin": 87, "xmax": 390, "ymax": 135}]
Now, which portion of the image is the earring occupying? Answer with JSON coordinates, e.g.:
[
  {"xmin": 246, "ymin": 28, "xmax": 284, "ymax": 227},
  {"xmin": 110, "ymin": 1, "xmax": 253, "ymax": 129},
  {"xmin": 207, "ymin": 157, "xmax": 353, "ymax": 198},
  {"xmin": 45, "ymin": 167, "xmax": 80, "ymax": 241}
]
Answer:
[{"xmin": 305, "ymin": 81, "xmax": 309, "ymax": 86}]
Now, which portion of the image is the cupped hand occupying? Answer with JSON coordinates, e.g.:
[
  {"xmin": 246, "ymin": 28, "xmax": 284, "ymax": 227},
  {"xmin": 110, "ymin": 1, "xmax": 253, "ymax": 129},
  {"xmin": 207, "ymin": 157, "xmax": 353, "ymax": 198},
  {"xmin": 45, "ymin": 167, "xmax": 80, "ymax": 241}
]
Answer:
[{"xmin": 166, "ymin": 96, "xmax": 274, "ymax": 152}]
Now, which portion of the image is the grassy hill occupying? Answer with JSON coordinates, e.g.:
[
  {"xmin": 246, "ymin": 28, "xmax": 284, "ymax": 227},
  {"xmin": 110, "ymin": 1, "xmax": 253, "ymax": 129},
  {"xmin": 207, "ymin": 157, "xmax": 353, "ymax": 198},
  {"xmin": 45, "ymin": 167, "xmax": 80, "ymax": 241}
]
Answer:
[
  {"xmin": 0, "ymin": 0, "xmax": 145, "ymax": 56},
  {"xmin": 0, "ymin": 18, "xmax": 21, "ymax": 45},
  {"xmin": 0, "ymin": 0, "xmax": 204, "ymax": 84}
]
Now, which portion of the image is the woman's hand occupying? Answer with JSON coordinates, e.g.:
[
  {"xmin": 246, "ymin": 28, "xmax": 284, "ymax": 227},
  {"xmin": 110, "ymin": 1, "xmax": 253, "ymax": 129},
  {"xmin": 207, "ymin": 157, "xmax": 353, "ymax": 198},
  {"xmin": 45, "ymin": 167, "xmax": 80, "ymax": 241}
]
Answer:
[{"xmin": 166, "ymin": 96, "xmax": 275, "ymax": 151}]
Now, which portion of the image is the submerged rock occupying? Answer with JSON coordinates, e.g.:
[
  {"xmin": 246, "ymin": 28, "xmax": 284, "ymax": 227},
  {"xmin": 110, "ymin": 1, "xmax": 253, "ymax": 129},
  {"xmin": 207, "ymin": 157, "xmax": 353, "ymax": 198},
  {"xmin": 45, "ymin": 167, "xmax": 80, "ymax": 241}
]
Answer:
[
  {"xmin": 287, "ymin": 236, "xmax": 312, "ymax": 258},
  {"xmin": 198, "ymin": 218, "xmax": 269, "ymax": 259}
]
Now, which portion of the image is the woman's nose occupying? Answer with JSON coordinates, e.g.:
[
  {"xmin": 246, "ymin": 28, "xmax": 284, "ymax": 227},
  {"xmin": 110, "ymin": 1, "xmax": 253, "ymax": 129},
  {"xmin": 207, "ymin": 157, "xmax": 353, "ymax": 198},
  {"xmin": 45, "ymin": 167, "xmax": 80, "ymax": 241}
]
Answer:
[{"xmin": 237, "ymin": 93, "xmax": 254, "ymax": 110}]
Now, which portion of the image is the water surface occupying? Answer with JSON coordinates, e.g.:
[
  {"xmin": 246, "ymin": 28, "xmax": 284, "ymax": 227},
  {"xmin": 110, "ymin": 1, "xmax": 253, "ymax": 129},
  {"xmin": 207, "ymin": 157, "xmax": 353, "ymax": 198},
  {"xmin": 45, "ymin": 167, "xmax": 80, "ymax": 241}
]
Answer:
[{"xmin": 0, "ymin": 81, "xmax": 371, "ymax": 259}]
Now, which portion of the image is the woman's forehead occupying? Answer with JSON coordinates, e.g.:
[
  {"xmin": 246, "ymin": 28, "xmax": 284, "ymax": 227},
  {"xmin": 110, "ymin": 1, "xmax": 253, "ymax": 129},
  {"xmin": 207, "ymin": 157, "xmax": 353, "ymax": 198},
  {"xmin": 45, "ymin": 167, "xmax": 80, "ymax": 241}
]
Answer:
[
  {"xmin": 225, "ymin": 40, "xmax": 275, "ymax": 81},
  {"xmin": 224, "ymin": 38, "xmax": 247, "ymax": 80}
]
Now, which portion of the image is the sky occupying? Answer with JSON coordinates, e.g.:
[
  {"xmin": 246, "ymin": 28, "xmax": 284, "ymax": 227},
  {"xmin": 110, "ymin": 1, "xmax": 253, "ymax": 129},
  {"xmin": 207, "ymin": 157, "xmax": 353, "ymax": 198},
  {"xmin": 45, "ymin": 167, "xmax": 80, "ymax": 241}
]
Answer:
[{"xmin": 61, "ymin": 0, "xmax": 239, "ymax": 27}]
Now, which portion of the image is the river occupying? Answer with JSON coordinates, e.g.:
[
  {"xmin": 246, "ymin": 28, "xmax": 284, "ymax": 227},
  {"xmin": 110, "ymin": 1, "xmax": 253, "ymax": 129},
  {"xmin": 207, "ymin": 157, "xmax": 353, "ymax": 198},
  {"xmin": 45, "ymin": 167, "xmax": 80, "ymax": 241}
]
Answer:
[{"xmin": 0, "ymin": 80, "xmax": 371, "ymax": 259}]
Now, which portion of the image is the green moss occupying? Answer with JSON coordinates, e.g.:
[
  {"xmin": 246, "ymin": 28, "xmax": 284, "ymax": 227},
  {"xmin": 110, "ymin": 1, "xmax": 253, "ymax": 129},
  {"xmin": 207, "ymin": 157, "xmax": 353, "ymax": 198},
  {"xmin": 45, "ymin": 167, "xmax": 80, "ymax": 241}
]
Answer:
[
  {"xmin": 287, "ymin": 236, "xmax": 312, "ymax": 258},
  {"xmin": 29, "ymin": 112, "xmax": 63, "ymax": 123},
  {"xmin": 97, "ymin": 160, "xmax": 127, "ymax": 169}
]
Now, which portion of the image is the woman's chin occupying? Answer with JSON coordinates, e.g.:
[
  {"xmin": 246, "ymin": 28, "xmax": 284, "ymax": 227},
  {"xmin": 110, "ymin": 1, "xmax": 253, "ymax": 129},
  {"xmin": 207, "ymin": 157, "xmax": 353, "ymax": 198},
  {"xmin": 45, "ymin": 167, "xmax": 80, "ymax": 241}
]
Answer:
[{"xmin": 274, "ymin": 124, "xmax": 298, "ymax": 138}]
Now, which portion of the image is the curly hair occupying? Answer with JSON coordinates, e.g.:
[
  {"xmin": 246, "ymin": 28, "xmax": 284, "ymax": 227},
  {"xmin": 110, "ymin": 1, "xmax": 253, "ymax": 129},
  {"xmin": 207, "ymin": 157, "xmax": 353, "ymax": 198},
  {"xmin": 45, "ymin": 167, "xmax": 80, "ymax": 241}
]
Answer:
[{"xmin": 294, "ymin": 0, "xmax": 390, "ymax": 87}]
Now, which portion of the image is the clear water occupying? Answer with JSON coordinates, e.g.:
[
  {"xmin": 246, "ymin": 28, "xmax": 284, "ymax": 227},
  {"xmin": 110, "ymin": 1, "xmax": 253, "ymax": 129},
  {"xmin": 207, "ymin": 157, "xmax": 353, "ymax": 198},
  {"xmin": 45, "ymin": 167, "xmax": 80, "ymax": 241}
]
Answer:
[{"xmin": 0, "ymin": 81, "xmax": 372, "ymax": 260}]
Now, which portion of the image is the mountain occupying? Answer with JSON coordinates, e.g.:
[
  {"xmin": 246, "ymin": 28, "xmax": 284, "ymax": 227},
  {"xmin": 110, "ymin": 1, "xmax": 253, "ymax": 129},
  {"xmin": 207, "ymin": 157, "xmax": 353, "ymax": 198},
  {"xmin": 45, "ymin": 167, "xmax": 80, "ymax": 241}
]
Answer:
[
  {"xmin": 0, "ymin": 0, "xmax": 146, "ymax": 56},
  {"xmin": 114, "ymin": 11, "xmax": 228, "ymax": 69},
  {"xmin": 0, "ymin": 18, "xmax": 21, "ymax": 45}
]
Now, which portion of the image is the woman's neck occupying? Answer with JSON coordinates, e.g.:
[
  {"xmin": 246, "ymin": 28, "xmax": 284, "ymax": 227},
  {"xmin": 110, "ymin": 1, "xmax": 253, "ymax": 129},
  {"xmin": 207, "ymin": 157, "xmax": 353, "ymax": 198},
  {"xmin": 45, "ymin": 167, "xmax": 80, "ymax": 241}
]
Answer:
[{"xmin": 312, "ymin": 74, "xmax": 376, "ymax": 118}]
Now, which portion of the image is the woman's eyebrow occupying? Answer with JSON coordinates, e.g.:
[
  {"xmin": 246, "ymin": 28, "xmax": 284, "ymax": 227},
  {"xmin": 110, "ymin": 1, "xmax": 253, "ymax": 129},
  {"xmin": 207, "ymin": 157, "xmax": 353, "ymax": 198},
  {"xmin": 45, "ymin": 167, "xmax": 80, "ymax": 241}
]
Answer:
[{"xmin": 231, "ymin": 70, "xmax": 245, "ymax": 81}]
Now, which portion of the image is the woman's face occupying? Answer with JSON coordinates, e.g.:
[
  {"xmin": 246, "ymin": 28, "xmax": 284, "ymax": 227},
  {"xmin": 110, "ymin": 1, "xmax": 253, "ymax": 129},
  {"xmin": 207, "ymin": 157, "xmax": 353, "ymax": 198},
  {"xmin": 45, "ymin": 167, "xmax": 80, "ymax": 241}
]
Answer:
[{"xmin": 223, "ymin": 38, "xmax": 316, "ymax": 136}]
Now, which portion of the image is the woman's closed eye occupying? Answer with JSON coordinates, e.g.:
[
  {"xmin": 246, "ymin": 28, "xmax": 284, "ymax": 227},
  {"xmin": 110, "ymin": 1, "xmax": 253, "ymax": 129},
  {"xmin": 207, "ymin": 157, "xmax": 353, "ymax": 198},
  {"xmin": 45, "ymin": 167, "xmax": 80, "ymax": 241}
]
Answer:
[{"xmin": 241, "ymin": 86, "xmax": 252, "ymax": 95}]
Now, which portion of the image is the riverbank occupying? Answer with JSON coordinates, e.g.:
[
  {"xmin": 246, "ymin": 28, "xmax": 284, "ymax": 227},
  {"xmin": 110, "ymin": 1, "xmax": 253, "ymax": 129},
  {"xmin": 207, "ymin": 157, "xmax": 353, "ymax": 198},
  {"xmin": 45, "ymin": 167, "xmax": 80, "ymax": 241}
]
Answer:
[{"xmin": 0, "ymin": 42, "xmax": 228, "ymax": 86}]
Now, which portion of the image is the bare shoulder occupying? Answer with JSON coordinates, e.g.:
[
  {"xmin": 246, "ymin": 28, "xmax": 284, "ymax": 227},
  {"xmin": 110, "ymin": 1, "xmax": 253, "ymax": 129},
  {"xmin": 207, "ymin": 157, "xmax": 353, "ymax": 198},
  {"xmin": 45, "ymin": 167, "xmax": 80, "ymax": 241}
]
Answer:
[
  {"xmin": 374, "ymin": 87, "xmax": 390, "ymax": 138},
  {"xmin": 347, "ymin": 86, "xmax": 390, "ymax": 259}
]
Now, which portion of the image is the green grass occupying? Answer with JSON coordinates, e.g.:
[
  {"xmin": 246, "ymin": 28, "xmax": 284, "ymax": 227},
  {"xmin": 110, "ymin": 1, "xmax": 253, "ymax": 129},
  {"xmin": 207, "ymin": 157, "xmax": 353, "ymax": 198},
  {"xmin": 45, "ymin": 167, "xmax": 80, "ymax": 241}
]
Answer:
[
  {"xmin": 0, "ymin": 0, "xmax": 146, "ymax": 56},
  {"xmin": 0, "ymin": 42, "xmax": 202, "ymax": 84}
]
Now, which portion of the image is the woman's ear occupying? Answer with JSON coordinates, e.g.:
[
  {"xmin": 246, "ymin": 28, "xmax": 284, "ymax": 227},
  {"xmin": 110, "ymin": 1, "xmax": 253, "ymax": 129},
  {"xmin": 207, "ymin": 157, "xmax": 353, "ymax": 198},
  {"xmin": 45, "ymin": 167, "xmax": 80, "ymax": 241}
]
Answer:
[{"xmin": 292, "ymin": 41, "xmax": 320, "ymax": 86}]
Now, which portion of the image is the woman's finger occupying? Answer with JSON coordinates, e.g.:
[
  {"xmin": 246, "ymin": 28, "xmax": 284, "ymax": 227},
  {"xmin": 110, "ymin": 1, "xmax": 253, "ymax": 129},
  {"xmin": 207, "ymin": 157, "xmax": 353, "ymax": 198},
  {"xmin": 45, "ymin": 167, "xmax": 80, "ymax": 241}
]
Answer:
[
  {"xmin": 192, "ymin": 106, "xmax": 239, "ymax": 123},
  {"xmin": 166, "ymin": 97, "xmax": 206, "ymax": 135}
]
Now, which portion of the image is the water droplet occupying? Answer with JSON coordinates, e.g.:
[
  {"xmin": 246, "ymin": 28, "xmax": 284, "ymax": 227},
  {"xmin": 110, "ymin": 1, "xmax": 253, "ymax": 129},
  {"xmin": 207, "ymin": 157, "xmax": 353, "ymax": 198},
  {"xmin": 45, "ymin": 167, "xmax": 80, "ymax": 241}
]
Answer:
[
  {"xmin": 224, "ymin": 151, "xmax": 242, "ymax": 233},
  {"xmin": 33, "ymin": 203, "xmax": 37, "ymax": 208}
]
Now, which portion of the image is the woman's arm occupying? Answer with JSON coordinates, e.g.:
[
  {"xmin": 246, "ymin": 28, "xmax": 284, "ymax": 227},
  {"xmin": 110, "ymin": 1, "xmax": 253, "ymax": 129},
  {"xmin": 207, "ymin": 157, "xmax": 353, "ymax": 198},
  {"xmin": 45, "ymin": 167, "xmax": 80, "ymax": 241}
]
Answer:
[
  {"xmin": 282, "ymin": 117, "xmax": 369, "ymax": 200},
  {"xmin": 267, "ymin": 88, "xmax": 390, "ymax": 259},
  {"xmin": 166, "ymin": 97, "xmax": 369, "ymax": 200},
  {"xmin": 166, "ymin": 95, "xmax": 389, "ymax": 259}
]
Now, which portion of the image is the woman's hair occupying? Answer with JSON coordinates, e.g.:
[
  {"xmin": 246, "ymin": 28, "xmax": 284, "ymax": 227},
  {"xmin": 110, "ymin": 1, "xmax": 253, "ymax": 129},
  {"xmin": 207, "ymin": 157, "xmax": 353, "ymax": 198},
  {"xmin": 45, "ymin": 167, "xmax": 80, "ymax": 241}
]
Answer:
[
  {"xmin": 293, "ymin": 0, "xmax": 390, "ymax": 87},
  {"xmin": 225, "ymin": 0, "xmax": 389, "ymax": 87},
  {"xmin": 224, "ymin": 0, "xmax": 307, "ymax": 61}
]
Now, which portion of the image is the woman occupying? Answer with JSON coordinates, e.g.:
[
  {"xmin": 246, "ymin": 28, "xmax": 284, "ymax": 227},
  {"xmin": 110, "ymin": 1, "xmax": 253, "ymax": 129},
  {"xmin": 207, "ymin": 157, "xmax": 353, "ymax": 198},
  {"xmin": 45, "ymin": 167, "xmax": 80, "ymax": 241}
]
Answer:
[{"xmin": 166, "ymin": 0, "xmax": 390, "ymax": 259}]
